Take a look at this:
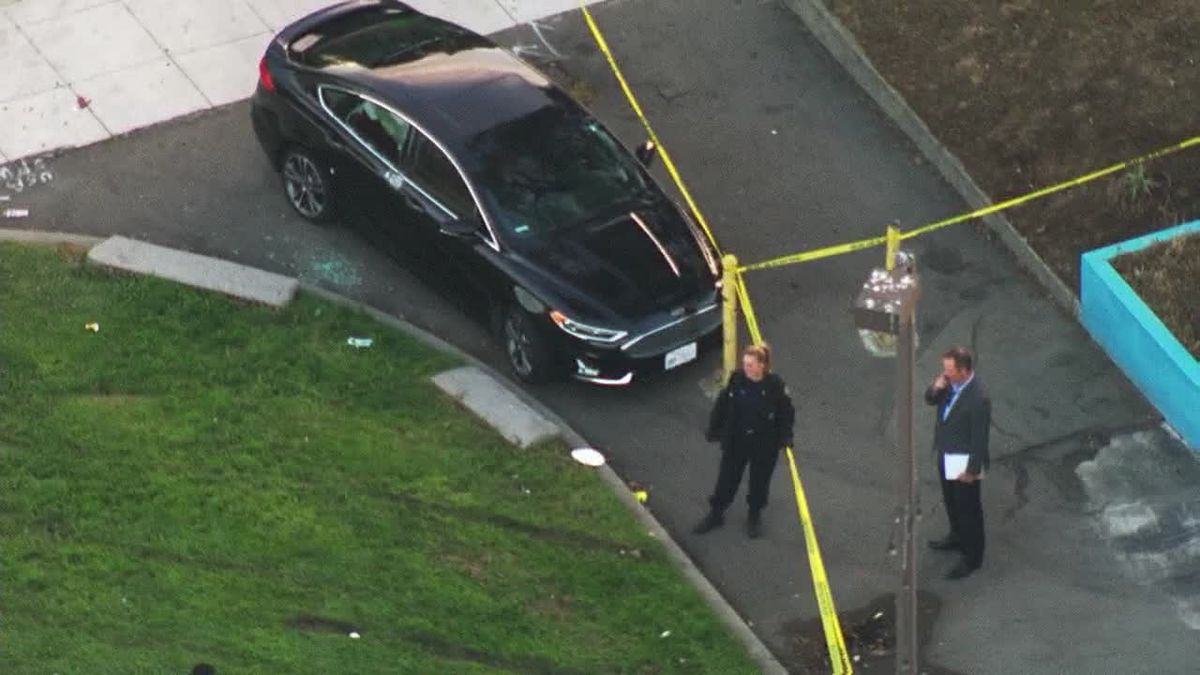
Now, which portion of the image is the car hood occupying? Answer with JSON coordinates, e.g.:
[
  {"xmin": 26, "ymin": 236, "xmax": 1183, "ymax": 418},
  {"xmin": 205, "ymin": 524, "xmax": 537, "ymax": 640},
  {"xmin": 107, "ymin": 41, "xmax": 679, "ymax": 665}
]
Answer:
[{"xmin": 508, "ymin": 200, "xmax": 717, "ymax": 321}]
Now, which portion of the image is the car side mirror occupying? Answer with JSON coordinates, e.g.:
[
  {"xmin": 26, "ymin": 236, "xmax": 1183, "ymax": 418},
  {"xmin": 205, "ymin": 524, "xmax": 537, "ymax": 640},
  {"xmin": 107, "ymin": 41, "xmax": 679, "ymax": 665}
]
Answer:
[{"xmin": 635, "ymin": 140, "xmax": 657, "ymax": 167}]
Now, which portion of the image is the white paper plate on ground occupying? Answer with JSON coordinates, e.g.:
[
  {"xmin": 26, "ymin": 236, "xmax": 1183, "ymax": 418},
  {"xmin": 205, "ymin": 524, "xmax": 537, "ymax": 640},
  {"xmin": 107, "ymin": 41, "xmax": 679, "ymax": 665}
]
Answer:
[{"xmin": 570, "ymin": 448, "xmax": 606, "ymax": 467}]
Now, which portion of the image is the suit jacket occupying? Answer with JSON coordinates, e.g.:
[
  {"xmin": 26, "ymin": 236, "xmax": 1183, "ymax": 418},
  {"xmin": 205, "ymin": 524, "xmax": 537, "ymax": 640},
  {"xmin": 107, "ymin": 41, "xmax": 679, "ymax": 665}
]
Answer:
[
  {"xmin": 924, "ymin": 376, "xmax": 991, "ymax": 475},
  {"xmin": 706, "ymin": 371, "xmax": 795, "ymax": 454}
]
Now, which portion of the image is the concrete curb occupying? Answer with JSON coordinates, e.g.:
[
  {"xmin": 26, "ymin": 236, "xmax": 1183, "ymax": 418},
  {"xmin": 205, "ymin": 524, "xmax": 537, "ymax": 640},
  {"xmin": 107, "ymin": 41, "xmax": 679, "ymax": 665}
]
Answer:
[
  {"xmin": 87, "ymin": 235, "xmax": 298, "ymax": 307},
  {"xmin": 778, "ymin": 0, "xmax": 1081, "ymax": 317},
  {"xmin": 0, "ymin": 230, "xmax": 103, "ymax": 247},
  {"xmin": 431, "ymin": 365, "xmax": 561, "ymax": 449},
  {"xmin": 0, "ymin": 229, "xmax": 788, "ymax": 675}
]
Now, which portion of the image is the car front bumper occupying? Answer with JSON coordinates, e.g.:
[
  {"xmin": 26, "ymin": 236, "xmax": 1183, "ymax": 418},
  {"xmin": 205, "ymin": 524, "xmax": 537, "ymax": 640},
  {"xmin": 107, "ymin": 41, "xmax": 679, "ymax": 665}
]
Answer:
[{"xmin": 558, "ymin": 304, "xmax": 723, "ymax": 386}]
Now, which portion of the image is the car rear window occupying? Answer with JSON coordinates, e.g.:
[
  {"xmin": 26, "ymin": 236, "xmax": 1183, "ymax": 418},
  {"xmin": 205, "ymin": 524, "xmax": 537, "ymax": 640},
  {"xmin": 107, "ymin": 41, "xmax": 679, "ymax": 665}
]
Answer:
[{"xmin": 289, "ymin": 6, "xmax": 469, "ymax": 68}]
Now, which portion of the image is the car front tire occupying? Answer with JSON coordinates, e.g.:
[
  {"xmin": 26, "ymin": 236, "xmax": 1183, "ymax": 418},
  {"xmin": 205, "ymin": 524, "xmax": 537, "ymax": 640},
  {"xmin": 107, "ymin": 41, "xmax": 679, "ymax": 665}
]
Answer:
[
  {"xmin": 280, "ymin": 147, "xmax": 335, "ymax": 222},
  {"xmin": 503, "ymin": 305, "xmax": 559, "ymax": 384}
]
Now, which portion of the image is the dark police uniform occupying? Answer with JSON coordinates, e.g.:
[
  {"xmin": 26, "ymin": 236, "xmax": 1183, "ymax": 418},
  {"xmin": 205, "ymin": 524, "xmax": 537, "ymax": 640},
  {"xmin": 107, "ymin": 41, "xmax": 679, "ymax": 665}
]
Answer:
[{"xmin": 704, "ymin": 370, "xmax": 795, "ymax": 517}]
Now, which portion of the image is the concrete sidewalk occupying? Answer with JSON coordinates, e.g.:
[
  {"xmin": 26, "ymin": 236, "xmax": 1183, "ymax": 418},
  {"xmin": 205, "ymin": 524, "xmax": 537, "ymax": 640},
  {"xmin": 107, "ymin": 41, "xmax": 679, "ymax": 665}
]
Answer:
[{"xmin": 0, "ymin": 0, "xmax": 600, "ymax": 161}]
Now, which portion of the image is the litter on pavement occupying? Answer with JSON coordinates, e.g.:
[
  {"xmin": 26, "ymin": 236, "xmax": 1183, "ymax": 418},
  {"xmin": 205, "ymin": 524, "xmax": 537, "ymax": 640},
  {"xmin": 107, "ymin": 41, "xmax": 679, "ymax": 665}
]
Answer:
[
  {"xmin": 628, "ymin": 480, "xmax": 649, "ymax": 503},
  {"xmin": 570, "ymin": 447, "xmax": 606, "ymax": 466}
]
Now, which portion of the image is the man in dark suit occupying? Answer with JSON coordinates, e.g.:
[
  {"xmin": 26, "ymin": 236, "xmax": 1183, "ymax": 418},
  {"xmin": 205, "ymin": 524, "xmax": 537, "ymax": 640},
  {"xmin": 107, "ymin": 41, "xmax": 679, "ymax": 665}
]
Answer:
[{"xmin": 924, "ymin": 346, "xmax": 991, "ymax": 580}]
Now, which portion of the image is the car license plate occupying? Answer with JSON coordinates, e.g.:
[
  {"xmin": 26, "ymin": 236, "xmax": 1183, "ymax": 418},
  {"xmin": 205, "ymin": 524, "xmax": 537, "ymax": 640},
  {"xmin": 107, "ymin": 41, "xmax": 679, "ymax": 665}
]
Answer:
[{"xmin": 664, "ymin": 342, "xmax": 697, "ymax": 370}]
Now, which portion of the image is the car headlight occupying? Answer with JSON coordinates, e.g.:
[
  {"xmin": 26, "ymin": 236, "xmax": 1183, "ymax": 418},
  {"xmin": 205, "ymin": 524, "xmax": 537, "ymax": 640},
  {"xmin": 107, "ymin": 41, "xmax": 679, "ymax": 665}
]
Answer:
[{"xmin": 549, "ymin": 310, "xmax": 628, "ymax": 344}]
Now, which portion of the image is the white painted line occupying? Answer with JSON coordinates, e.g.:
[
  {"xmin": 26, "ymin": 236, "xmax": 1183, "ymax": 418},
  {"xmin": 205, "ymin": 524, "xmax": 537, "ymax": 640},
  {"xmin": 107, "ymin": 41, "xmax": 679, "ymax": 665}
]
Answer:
[
  {"xmin": 0, "ymin": 87, "xmax": 107, "ymax": 158},
  {"xmin": 76, "ymin": 58, "xmax": 208, "ymax": 135},
  {"xmin": 23, "ymin": 2, "xmax": 163, "ymax": 82},
  {"xmin": 125, "ymin": 0, "xmax": 268, "ymax": 54}
]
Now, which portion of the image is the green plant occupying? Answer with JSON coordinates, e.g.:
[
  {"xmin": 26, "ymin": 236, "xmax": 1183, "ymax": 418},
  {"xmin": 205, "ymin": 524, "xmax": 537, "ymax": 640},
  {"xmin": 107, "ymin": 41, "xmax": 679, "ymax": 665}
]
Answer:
[{"xmin": 1122, "ymin": 164, "xmax": 1158, "ymax": 201}]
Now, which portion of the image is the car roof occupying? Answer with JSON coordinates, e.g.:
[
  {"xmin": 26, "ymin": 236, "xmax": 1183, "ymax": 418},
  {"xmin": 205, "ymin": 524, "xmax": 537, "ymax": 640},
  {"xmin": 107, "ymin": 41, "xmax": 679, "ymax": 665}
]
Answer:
[{"xmin": 286, "ymin": 1, "xmax": 572, "ymax": 160}]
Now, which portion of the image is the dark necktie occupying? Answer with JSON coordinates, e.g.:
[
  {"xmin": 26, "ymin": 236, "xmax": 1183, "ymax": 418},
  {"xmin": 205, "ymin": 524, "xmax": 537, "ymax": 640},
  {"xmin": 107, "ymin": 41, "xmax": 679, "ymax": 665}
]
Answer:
[{"xmin": 940, "ymin": 388, "xmax": 955, "ymax": 421}]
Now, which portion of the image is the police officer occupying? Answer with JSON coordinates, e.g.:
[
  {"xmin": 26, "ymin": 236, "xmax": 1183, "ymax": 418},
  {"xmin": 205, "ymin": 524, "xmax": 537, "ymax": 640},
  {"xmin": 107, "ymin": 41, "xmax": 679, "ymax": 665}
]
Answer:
[{"xmin": 694, "ymin": 343, "xmax": 795, "ymax": 539}]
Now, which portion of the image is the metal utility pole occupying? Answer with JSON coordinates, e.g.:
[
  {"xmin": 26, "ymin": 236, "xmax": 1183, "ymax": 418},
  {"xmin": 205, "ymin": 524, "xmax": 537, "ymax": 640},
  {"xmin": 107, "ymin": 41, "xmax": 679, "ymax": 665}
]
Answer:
[
  {"xmin": 853, "ymin": 228, "xmax": 920, "ymax": 674},
  {"xmin": 894, "ymin": 272, "xmax": 919, "ymax": 674}
]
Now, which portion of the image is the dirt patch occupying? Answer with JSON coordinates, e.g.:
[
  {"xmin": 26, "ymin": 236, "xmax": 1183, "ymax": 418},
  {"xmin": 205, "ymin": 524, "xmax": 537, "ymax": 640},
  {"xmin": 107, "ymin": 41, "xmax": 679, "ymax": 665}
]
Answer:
[
  {"xmin": 389, "ymin": 491, "xmax": 648, "ymax": 556},
  {"xmin": 287, "ymin": 614, "xmax": 593, "ymax": 675},
  {"xmin": 441, "ymin": 552, "xmax": 491, "ymax": 582},
  {"xmin": 825, "ymin": 0, "xmax": 1200, "ymax": 294},
  {"xmin": 1111, "ymin": 232, "xmax": 1200, "ymax": 358},
  {"xmin": 532, "ymin": 593, "xmax": 575, "ymax": 622},
  {"xmin": 286, "ymin": 614, "xmax": 360, "ymax": 635},
  {"xmin": 55, "ymin": 241, "xmax": 89, "ymax": 265},
  {"xmin": 73, "ymin": 394, "xmax": 146, "ymax": 406},
  {"xmin": 781, "ymin": 591, "xmax": 963, "ymax": 674}
]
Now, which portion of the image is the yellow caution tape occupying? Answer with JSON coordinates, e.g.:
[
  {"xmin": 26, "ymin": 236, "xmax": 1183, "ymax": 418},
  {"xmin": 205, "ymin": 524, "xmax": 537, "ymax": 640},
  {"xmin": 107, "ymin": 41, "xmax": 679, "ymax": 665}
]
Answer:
[
  {"xmin": 735, "ymin": 276, "xmax": 853, "ymax": 673},
  {"xmin": 785, "ymin": 447, "xmax": 853, "ymax": 675},
  {"xmin": 579, "ymin": 4, "xmax": 721, "ymax": 254},
  {"xmin": 901, "ymin": 134, "xmax": 1200, "ymax": 240},
  {"xmin": 740, "ymin": 134, "xmax": 1200, "ymax": 274},
  {"xmin": 582, "ymin": 7, "xmax": 1199, "ymax": 673},
  {"xmin": 739, "ymin": 234, "xmax": 887, "ymax": 273},
  {"xmin": 580, "ymin": 7, "xmax": 852, "ymax": 669},
  {"xmin": 734, "ymin": 272, "xmax": 762, "ymax": 348}
]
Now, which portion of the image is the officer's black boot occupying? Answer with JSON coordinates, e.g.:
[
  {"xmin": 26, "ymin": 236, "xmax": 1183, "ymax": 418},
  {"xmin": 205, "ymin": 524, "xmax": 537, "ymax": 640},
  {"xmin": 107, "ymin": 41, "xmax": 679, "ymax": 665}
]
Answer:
[
  {"xmin": 692, "ymin": 509, "xmax": 724, "ymax": 534},
  {"xmin": 747, "ymin": 509, "xmax": 763, "ymax": 539}
]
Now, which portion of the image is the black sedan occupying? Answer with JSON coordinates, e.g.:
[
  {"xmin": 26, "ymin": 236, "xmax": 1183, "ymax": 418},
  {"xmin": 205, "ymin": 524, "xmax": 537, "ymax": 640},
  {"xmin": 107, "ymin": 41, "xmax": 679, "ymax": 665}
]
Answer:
[{"xmin": 251, "ymin": 0, "xmax": 721, "ymax": 385}]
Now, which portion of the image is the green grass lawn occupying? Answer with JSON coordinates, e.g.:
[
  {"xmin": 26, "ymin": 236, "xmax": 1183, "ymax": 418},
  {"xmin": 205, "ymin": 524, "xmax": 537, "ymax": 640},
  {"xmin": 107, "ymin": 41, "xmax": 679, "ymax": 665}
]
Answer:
[{"xmin": 0, "ymin": 243, "xmax": 758, "ymax": 674}]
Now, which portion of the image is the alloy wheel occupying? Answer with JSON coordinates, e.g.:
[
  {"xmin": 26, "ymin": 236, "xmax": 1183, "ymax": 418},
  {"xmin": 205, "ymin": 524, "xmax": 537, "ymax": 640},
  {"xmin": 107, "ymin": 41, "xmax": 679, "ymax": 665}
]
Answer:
[
  {"xmin": 283, "ymin": 153, "xmax": 328, "ymax": 219},
  {"xmin": 505, "ymin": 312, "xmax": 535, "ymax": 379}
]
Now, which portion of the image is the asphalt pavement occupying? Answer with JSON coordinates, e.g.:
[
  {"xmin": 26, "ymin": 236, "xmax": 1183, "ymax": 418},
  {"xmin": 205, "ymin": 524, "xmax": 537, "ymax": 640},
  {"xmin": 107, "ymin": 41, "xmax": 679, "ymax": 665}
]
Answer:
[{"xmin": 7, "ymin": 1, "xmax": 1199, "ymax": 673}]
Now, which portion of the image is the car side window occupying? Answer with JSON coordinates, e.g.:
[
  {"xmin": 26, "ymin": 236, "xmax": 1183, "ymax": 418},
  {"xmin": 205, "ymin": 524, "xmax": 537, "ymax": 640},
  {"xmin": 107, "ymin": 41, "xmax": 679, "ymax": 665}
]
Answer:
[
  {"xmin": 321, "ymin": 88, "xmax": 411, "ymax": 167},
  {"xmin": 405, "ymin": 133, "xmax": 475, "ymax": 221}
]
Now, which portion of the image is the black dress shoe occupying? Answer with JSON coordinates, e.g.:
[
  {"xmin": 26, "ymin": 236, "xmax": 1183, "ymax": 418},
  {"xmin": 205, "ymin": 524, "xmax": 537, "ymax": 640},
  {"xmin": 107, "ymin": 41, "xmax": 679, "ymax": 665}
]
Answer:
[
  {"xmin": 747, "ymin": 512, "xmax": 763, "ymax": 539},
  {"xmin": 692, "ymin": 511, "xmax": 724, "ymax": 535},
  {"xmin": 945, "ymin": 560, "xmax": 980, "ymax": 580},
  {"xmin": 928, "ymin": 536, "xmax": 961, "ymax": 552}
]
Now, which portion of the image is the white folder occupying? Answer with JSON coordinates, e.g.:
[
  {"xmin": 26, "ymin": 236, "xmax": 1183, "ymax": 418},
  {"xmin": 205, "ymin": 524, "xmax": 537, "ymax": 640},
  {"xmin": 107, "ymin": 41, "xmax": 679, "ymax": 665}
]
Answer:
[{"xmin": 942, "ymin": 453, "xmax": 970, "ymax": 479}]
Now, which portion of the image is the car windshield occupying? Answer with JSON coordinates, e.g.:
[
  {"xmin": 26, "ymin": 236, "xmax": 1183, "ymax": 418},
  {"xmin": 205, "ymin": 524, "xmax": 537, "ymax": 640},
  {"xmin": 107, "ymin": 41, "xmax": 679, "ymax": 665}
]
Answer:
[{"xmin": 469, "ymin": 106, "xmax": 651, "ymax": 241}]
